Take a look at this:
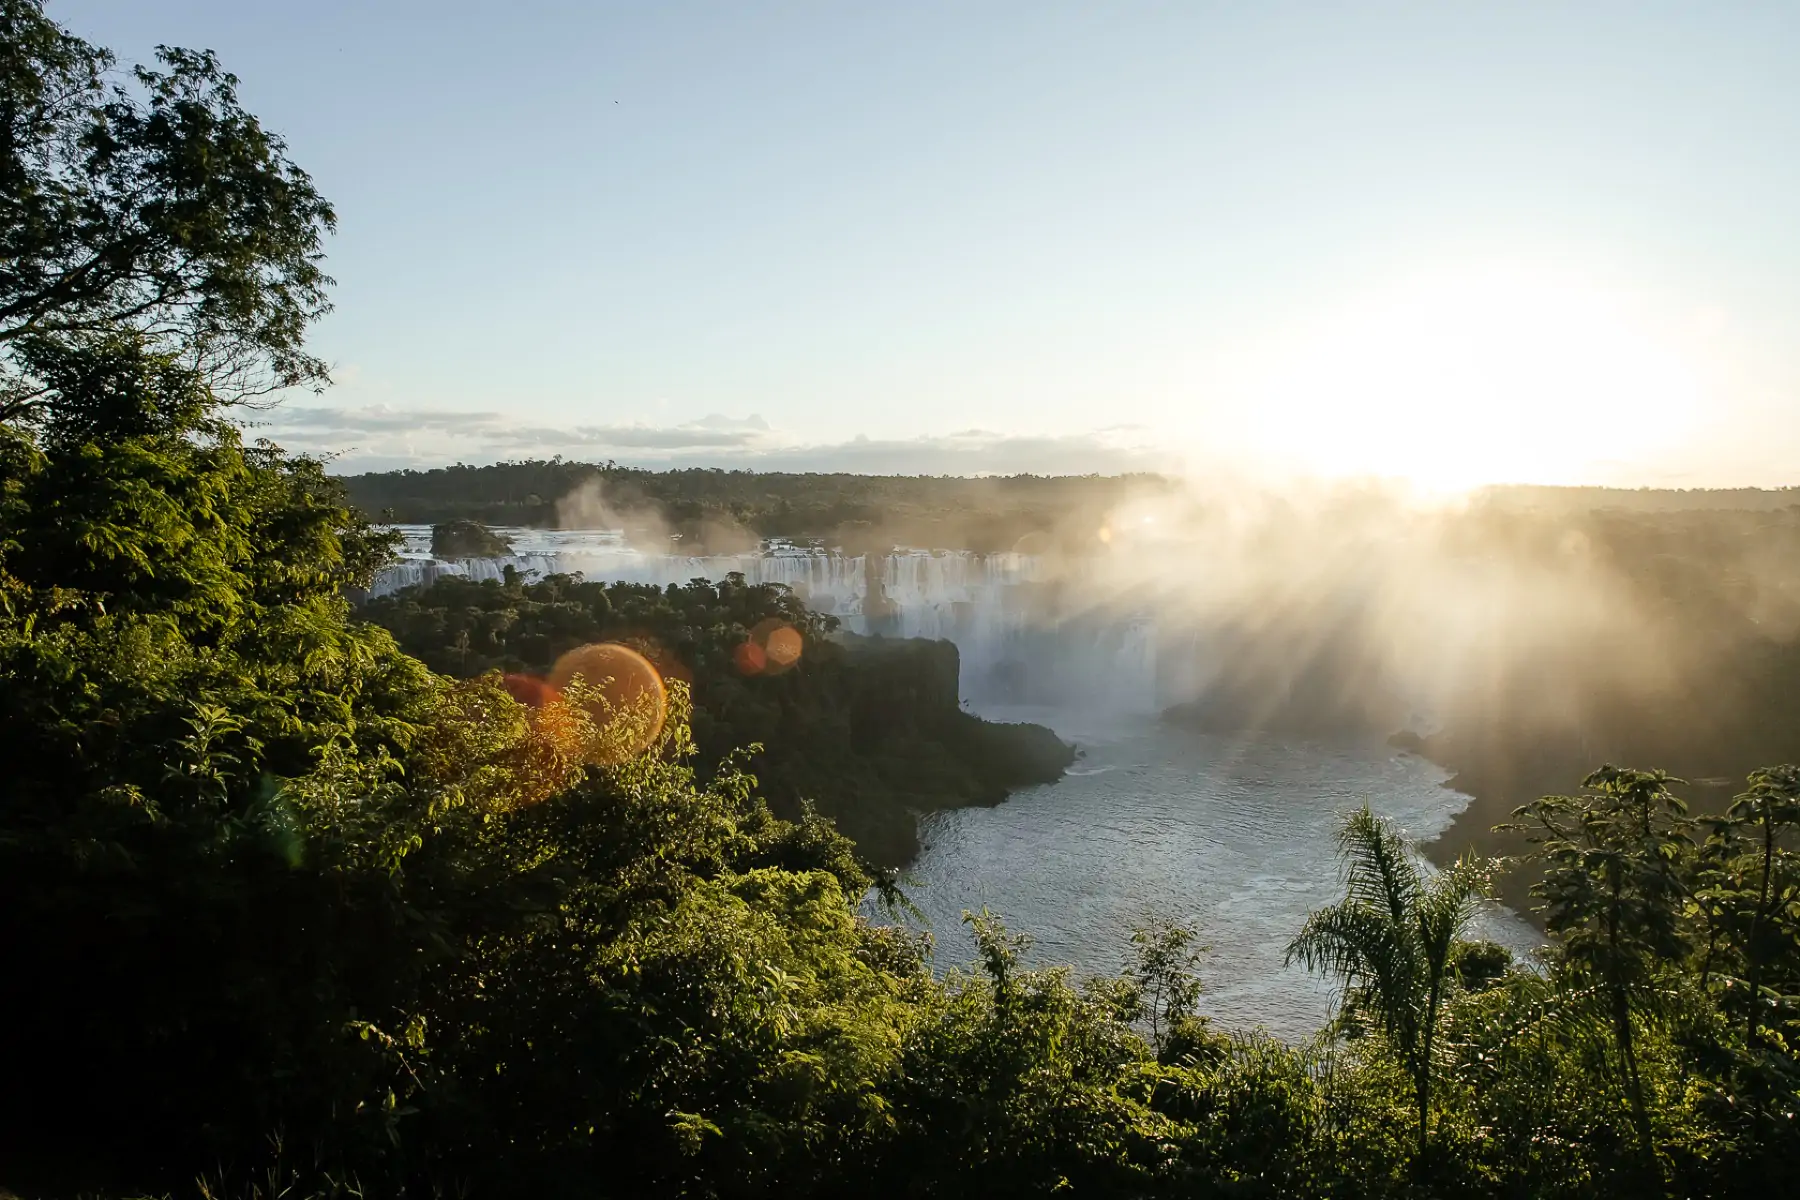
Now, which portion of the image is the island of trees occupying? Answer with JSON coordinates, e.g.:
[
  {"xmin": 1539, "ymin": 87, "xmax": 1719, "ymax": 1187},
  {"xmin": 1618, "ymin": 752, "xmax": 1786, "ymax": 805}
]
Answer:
[
  {"xmin": 1, "ymin": 4, "xmax": 1797, "ymax": 1196},
  {"xmin": 360, "ymin": 570, "xmax": 1075, "ymax": 865}
]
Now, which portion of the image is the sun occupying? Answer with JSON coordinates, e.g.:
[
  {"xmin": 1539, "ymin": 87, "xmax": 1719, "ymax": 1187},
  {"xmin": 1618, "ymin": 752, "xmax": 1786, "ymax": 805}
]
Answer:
[{"xmin": 1237, "ymin": 263, "xmax": 1710, "ymax": 491}]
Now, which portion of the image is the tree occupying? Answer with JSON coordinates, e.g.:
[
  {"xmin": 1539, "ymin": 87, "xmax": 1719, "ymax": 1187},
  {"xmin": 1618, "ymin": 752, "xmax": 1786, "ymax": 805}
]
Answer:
[
  {"xmin": 1694, "ymin": 764, "xmax": 1800, "ymax": 1165},
  {"xmin": 1512, "ymin": 765, "xmax": 1694, "ymax": 1182},
  {"xmin": 431, "ymin": 517, "xmax": 513, "ymax": 558},
  {"xmin": 1, "ymin": 0, "xmax": 334, "ymax": 409},
  {"xmin": 0, "ymin": 337, "xmax": 434, "ymax": 1187},
  {"xmin": 1287, "ymin": 804, "xmax": 1491, "ymax": 1164},
  {"xmin": 1123, "ymin": 917, "xmax": 1208, "ymax": 1059},
  {"xmin": 1699, "ymin": 765, "xmax": 1800, "ymax": 1046},
  {"xmin": 879, "ymin": 910, "xmax": 1181, "ymax": 1197}
]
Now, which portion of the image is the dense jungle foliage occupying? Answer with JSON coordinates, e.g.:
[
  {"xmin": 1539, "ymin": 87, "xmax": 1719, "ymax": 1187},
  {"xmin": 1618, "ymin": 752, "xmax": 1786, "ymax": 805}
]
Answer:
[
  {"xmin": 358, "ymin": 570, "xmax": 1073, "ymax": 865},
  {"xmin": 3, "ymin": 4, "xmax": 1800, "ymax": 1196}
]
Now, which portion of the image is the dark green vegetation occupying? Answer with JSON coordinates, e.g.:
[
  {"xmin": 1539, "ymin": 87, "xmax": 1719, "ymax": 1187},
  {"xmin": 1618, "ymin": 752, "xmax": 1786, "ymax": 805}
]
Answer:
[
  {"xmin": 360, "ymin": 572, "xmax": 1073, "ymax": 865},
  {"xmin": 4, "ymin": 4, "xmax": 1800, "ymax": 1195},
  {"xmin": 342, "ymin": 464, "xmax": 1799, "ymax": 558},
  {"xmin": 429, "ymin": 518, "xmax": 512, "ymax": 558},
  {"xmin": 344, "ymin": 458, "xmax": 1163, "ymax": 552}
]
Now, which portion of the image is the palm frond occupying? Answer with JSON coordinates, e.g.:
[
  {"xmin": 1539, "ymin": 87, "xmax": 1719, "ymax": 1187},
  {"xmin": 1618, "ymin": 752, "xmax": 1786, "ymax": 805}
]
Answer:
[
  {"xmin": 1339, "ymin": 804, "xmax": 1422, "ymax": 924},
  {"xmin": 1417, "ymin": 852, "xmax": 1493, "ymax": 965}
]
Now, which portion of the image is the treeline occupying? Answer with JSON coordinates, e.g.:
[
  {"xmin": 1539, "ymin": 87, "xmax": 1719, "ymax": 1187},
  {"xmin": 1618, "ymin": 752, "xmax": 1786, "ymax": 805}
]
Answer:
[
  {"xmin": 359, "ymin": 570, "xmax": 1073, "ymax": 864},
  {"xmin": 1481, "ymin": 484, "xmax": 1800, "ymax": 513},
  {"xmin": 340, "ymin": 461, "xmax": 1800, "ymax": 553},
  {"xmin": 342, "ymin": 459, "xmax": 1163, "ymax": 552}
]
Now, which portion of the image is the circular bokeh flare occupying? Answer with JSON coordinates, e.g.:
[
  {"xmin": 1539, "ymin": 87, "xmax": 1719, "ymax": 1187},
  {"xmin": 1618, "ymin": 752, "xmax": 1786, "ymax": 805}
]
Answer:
[
  {"xmin": 738, "ymin": 618, "xmax": 804, "ymax": 676},
  {"xmin": 547, "ymin": 642, "xmax": 668, "ymax": 764}
]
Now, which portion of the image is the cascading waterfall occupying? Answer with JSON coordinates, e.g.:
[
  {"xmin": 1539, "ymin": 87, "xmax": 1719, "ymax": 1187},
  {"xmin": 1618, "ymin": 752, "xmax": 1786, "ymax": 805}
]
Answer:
[{"xmin": 369, "ymin": 526, "xmax": 1165, "ymax": 712}]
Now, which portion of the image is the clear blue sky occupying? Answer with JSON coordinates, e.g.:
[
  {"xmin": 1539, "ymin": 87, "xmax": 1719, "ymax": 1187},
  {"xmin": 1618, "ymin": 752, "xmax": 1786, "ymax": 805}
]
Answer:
[{"xmin": 57, "ymin": 1, "xmax": 1800, "ymax": 483}]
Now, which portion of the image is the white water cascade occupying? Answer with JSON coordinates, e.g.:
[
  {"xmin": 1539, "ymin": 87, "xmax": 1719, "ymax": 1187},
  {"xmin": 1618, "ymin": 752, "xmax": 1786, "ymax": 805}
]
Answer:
[{"xmin": 369, "ymin": 526, "xmax": 1166, "ymax": 712}]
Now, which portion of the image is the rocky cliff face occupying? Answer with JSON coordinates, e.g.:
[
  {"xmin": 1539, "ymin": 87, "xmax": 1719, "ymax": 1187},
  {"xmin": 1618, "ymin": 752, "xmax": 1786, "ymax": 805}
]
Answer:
[{"xmin": 825, "ymin": 633, "xmax": 1075, "ymax": 862}]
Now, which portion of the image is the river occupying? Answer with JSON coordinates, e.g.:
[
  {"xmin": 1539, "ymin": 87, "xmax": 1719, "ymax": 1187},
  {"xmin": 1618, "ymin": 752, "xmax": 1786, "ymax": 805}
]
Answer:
[{"xmin": 893, "ymin": 707, "xmax": 1541, "ymax": 1042}]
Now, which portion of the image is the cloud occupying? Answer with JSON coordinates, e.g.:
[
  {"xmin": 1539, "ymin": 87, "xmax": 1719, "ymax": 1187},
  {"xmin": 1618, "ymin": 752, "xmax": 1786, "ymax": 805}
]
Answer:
[
  {"xmin": 249, "ymin": 403, "xmax": 1174, "ymax": 476},
  {"xmin": 251, "ymin": 404, "xmax": 774, "ymax": 458},
  {"xmin": 567, "ymin": 424, "xmax": 763, "ymax": 449},
  {"xmin": 688, "ymin": 412, "xmax": 771, "ymax": 432},
  {"xmin": 724, "ymin": 432, "xmax": 1172, "ymax": 476},
  {"xmin": 264, "ymin": 405, "xmax": 502, "ymax": 434}
]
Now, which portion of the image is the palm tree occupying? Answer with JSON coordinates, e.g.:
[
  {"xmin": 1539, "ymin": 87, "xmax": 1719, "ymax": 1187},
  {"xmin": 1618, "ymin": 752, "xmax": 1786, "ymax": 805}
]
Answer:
[{"xmin": 1287, "ymin": 805, "xmax": 1491, "ymax": 1162}]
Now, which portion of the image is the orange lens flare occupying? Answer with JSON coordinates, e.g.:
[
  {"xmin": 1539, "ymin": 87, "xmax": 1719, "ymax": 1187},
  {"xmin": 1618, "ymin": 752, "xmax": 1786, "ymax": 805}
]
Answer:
[
  {"xmin": 733, "ymin": 640, "xmax": 768, "ymax": 675},
  {"xmin": 501, "ymin": 672, "xmax": 559, "ymax": 708},
  {"xmin": 765, "ymin": 625, "xmax": 803, "ymax": 667},
  {"xmin": 739, "ymin": 619, "xmax": 804, "ymax": 677},
  {"xmin": 547, "ymin": 642, "xmax": 668, "ymax": 764}
]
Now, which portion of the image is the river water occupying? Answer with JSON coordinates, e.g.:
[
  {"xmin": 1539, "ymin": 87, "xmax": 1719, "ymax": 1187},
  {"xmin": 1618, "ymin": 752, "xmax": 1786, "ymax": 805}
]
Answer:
[{"xmin": 893, "ymin": 708, "xmax": 1541, "ymax": 1042}]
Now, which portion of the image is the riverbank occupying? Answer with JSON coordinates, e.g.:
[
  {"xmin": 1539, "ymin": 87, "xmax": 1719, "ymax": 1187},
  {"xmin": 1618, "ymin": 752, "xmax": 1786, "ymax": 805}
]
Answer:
[{"xmin": 1403, "ymin": 733, "xmax": 1742, "ymax": 922}]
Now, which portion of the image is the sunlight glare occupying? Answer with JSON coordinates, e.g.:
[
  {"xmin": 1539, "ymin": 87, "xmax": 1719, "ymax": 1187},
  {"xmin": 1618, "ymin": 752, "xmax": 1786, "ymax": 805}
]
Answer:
[{"xmin": 1239, "ymin": 264, "xmax": 1710, "ymax": 490}]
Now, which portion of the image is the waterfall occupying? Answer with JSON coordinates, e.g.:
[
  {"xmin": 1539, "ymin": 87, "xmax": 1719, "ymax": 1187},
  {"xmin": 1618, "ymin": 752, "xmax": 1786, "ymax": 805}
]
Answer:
[{"xmin": 369, "ymin": 527, "xmax": 1163, "ymax": 712}]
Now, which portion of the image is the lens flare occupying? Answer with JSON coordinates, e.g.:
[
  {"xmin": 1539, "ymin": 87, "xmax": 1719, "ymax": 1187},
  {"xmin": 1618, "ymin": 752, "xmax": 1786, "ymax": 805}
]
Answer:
[
  {"xmin": 547, "ymin": 642, "xmax": 668, "ymax": 764},
  {"xmin": 765, "ymin": 625, "xmax": 803, "ymax": 667},
  {"xmin": 733, "ymin": 640, "xmax": 768, "ymax": 675},
  {"xmin": 745, "ymin": 618, "xmax": 804, "ymax": 676},
  {"xmin": 501, "ymin": 672, "xmax": 559, "ymax": 708},
  {"xmin": 604, "ymin": 630, "xmax": 691, "ymax": 688}
]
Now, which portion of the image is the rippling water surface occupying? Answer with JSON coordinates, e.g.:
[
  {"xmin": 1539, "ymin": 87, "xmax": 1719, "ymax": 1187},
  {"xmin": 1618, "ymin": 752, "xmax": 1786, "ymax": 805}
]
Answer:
[{"xmin": 892, "ymin": 711, "xmax": 1540, "ymax": 1042}]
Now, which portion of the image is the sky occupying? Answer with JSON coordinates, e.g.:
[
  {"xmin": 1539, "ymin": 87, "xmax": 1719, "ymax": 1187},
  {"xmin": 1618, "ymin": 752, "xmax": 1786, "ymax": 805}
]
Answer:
[{"xmin": 57, "ymin": 1, "xmax": 1800, "ymax": 485}]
